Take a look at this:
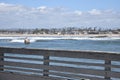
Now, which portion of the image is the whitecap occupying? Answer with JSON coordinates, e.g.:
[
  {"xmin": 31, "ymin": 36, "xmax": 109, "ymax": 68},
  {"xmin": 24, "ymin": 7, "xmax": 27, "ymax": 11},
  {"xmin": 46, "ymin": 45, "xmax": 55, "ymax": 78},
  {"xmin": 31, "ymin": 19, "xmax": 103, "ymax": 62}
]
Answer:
[
  {"xmin": 10, "ymin": 39, "xmax": 36, "ymax": 43},
  {"xmin": 0, "ymin": 36, "xmax": 120, "ymax": 43}
]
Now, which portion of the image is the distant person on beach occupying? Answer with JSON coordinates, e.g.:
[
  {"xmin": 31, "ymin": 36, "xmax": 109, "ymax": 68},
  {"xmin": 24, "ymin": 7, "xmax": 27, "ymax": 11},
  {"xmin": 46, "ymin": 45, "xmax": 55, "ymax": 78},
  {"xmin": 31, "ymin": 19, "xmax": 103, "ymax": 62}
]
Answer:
[{"xmin": 24, "ymin": 37, "xmax": 30, "ymax": 44}]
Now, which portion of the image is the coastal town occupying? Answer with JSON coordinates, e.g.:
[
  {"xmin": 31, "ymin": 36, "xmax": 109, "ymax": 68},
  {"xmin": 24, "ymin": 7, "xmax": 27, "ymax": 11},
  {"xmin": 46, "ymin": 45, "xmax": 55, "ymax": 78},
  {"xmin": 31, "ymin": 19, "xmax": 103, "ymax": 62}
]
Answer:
[{"xmin": 0, "ymin": 27, "xmax": 120, "ymax": 35}]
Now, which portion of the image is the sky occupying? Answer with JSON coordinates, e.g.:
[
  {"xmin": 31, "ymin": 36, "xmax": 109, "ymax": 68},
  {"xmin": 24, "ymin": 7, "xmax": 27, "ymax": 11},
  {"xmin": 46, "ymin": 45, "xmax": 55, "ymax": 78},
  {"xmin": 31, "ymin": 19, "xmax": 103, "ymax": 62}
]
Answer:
[{"xmin": 0, "ymin": 0, "xmax": 120, "ymax": 29}]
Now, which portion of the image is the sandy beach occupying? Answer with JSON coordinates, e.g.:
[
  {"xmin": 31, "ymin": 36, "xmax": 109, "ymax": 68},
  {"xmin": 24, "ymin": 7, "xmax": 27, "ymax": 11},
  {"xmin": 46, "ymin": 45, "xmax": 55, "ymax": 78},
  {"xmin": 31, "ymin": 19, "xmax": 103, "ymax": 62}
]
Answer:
[{"xmin": 0, "ymin": 33, "xmax": 120, "ymax": 37}]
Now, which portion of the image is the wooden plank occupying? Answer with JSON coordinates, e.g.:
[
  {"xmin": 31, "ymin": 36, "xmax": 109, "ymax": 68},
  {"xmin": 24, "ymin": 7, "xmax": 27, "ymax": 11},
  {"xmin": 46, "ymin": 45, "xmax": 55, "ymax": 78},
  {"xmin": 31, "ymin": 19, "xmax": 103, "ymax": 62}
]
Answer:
[
  {"xmin": 0, "ymin": 72, "xmax": 64, "ymax": 80},
  {"xmin": 0, "ymin": 47, "xmax": 120, "ymax": 60},
  {"xmin": 2, "ymin": 68, "xmax": 120, "ymax": 80},
  {"xmin": 0, "ymin": 61, "xmax": 105, "ymax": 76},
  {"xmin": 50, "ymin": 51, "xmax": 105, "ymax": 59},
  {"xmin": 50, "ymin": 59, "xmax": 120, "ymax": 68},
  {"xmin": 105, "ymin": 53, "xmax": 120, "ymax": 61},
  {"xmin": 1, "ymin": 56, "xmax": 120, "ymax": 69},
  {"xmin": 0, "ymin": 47, "xmax": 46, "ymax": 56},
  {"xmin": 0, "ymin": 52, "xmax": 4, "ymax": 61},
  {"xmin": 43, "ymin": 53, "xmax": 49, "ymax": 76},
  {"xmin": 0, "ymin": 61, "xmax": 43, "ymax": 69},
  {"xmin": 48, "ymin": 65, "xmax": 105, "ymax": 76},
  {"xmin": 1, "ymin": 67, "xmax": 106, "ymax": 80},
  {"xmin": 104, "ymin": 59, "xmax": 111, "ymax": 79},
  {"xmin": 1, "ymin": 60, "xmax": 120, "ymax": 79},
  {"xmin": 0, "ymin": 52, "xmax": 4, "ymax": 71},
  {"xmin": 0, "ymin": 67, "xmax": 43, "ymax": 74},
  {"xmin": 49, "ymin": 51, "xmax": 120, "ymax": 61},
  {"xmin": 108, "ymin": 71, "xmax": 120, "ymax": 78},
  {"xmin": 47, "ymin": 71, "xmax": 106, "ymax": 80},
  {"xmin": 0, "ymin": 56, "xmax": 43, "ymax": 61},
  {"xmin": 1, "ymin": 55, "xmax": 120, "ymax": 70}
]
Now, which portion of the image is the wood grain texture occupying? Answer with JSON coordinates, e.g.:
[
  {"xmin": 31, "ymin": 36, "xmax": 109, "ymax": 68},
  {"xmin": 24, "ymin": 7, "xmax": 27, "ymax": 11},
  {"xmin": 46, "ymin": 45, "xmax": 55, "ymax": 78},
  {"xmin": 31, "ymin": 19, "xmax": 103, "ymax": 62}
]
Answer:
[{"xmin": 0, "ymin": 47, "xmax": 120, "ymax": 80}]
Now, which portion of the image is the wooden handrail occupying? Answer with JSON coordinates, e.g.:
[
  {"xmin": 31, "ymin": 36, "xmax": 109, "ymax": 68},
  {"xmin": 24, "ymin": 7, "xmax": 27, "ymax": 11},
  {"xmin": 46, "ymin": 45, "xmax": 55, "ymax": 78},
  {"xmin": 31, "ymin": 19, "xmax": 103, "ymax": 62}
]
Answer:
[{"xmin": 0, "ymin": 47, "xmax": 120, "ymax": 80}]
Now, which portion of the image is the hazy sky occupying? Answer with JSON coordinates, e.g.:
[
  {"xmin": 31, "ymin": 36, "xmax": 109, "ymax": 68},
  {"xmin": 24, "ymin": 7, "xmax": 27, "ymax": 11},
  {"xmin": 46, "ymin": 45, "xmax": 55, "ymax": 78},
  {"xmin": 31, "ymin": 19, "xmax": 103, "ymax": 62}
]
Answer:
[{"xmin": 0, "ymin": 0, "xmax": 120, "ymax": 29}]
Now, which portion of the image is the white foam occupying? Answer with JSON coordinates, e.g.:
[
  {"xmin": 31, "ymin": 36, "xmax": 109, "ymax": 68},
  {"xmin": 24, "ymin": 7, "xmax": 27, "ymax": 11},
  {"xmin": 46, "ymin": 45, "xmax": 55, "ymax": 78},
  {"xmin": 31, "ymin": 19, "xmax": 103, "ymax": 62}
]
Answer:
[
  {"xmin": 30, "ymin": 37, "xmax": 60, "ymax": 40},
  {"xmin": 0, "ymin": 37, "xmax": 15, "ymax": 39},
  {"xmin": 10, "ymin": 39, "xmax": 24, "ymax": 43},
  {"xmin": 10, "ymin": 39, "xmax": 36, "ymax": 43},
  {"xmin": 67, "ymin": 37, "xmax": 120, "ymax": 40},
  {"xmin": 0, "ymin": 36, "xmax": 120, "ymax": 43}
]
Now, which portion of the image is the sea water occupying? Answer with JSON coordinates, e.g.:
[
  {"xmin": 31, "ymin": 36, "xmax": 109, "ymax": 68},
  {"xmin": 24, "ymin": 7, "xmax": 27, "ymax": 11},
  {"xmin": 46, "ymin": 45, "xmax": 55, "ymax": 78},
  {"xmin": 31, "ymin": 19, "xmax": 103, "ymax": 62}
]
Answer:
[{"xmin": 0, "ymin": 36, "xmax": 120, "ymax": 52}]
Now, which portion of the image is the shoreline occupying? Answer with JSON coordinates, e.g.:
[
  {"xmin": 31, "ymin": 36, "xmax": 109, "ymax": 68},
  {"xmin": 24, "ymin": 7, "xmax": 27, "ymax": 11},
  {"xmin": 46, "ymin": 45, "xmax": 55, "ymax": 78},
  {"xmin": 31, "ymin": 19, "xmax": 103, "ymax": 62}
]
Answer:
[{"xmin": 0, "ymin": 33, "xmax": 120, "ymax": 37}]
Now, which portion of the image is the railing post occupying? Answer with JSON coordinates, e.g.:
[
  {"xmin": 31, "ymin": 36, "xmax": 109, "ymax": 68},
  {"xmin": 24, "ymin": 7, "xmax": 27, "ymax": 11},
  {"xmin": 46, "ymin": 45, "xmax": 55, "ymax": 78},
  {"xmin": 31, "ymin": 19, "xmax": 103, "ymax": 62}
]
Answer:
[
  {"xmin": 104, "ymin": 59, "xmax": 111, "ymax": 80},
  {"xmin": 43, "ymin": 53, "xmax": 49, "ymax": 77},
  {"xmin": 0, "ymin": 52, "xmax": 4, "ymax": 71}
]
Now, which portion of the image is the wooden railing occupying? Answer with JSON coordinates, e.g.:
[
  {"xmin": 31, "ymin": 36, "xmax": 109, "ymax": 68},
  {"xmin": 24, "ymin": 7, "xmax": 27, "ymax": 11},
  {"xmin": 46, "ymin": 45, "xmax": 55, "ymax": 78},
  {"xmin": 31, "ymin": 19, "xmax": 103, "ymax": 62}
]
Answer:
[{"xmin": 0, "ymin": 47, "xmax": 120, "ymax": 80}]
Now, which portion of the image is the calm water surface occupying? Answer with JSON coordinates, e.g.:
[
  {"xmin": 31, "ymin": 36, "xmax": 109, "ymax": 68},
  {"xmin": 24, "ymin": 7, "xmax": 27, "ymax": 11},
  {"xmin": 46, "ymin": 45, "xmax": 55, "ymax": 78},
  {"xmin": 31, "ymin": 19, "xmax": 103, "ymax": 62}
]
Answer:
[{"xmin": 0, "ymin": 36, "xmax": 120, "ymax": 52}]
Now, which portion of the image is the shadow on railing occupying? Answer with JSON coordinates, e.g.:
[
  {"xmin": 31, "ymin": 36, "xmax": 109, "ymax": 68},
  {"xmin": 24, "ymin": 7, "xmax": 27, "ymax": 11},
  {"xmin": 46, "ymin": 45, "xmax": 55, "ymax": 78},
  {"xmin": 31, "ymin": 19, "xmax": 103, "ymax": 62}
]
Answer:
[{"xmin": 0, "ymin": 47, "xmax": 120, "ymax": 80}]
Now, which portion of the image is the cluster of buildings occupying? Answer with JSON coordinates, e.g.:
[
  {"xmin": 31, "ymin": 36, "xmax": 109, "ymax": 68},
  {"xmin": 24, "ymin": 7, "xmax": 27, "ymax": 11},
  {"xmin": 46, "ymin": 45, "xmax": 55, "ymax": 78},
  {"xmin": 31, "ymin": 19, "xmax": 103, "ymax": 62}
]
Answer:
[{"xmin": 0, "ymin": 27, "xmax": 120, "ymax": 35}]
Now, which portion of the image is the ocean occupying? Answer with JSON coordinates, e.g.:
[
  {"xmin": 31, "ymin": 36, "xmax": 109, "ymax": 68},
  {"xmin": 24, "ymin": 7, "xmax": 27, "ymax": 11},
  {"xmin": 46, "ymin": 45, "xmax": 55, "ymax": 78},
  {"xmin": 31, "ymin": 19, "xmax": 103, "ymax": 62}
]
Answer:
[{"xmin": 0, "ymin": 36, "xmax": 120, "ymax": 52}]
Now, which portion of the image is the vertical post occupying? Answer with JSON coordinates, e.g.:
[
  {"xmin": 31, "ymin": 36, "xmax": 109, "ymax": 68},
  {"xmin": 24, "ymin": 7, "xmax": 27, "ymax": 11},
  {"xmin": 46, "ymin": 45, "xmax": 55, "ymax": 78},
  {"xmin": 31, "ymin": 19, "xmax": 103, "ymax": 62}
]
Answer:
[
  {"xmin": 104, "ymin": 59, "xmax": 111, "ymax": 80},
  {"xmin": 43, "ymin": 53, "xmax": 49, "ymax": 77},
  {"xmin": 0, "ymin": 52, "xmax": 4, "ymax": 71}
]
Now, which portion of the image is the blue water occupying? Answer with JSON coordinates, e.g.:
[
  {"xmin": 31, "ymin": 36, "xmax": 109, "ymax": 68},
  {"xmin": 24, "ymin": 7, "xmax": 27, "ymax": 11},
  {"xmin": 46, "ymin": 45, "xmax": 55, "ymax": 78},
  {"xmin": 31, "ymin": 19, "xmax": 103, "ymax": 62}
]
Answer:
[{"xmin": 0, "ymin": 36, "xmax": 120, "ymax": 52}]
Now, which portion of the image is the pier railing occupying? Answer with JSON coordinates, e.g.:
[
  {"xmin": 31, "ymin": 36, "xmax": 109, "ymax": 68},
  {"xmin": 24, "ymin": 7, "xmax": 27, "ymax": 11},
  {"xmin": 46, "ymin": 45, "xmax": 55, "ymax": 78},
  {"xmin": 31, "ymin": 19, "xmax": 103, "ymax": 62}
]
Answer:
[{"xmin": 0, "ymin": 47, "xmax": 120, "ymax": 80}]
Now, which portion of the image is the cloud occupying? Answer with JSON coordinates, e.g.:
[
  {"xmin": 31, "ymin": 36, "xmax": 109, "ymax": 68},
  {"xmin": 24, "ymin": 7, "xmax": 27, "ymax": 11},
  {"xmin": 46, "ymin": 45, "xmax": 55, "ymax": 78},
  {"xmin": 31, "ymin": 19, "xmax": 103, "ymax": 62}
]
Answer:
[
  {"xmin": 0, "ymin": 3, "xmax": 120, "ymax": 29},
  {"xmin": 74, "ymin": 10, "xmax": 82, "ymax": 15},
  {"xmin": 88, "ymin": 9, "xmax": 101, "ymax": 15},
  {"xmin": 37, "ymin": 6, "xmax": 48, "ymax": 13}
]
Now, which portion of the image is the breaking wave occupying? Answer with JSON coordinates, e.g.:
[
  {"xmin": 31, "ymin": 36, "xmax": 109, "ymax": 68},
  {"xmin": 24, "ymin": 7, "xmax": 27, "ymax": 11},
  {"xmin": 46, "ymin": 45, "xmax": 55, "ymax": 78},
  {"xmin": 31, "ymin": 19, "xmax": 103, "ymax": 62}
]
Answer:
[{"xmin": 0, "ymin": 36, "xmax": 120, "ymax": 43}]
